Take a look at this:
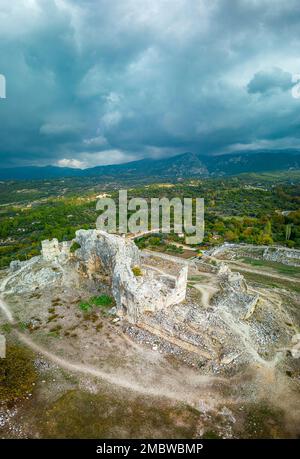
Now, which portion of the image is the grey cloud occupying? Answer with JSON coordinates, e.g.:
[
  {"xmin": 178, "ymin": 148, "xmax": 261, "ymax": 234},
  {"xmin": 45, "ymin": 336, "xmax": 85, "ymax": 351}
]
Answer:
[
  {"xmin": 247, "ymin": 68, "xmax": 293, "ymax": 94},
  {"xmin": 1, "ymin": 0, "xmax": 300, "ymax": 167}
]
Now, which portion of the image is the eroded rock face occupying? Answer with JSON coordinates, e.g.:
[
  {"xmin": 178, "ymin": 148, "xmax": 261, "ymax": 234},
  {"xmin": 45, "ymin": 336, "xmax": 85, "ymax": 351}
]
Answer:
[
  {"xmin": 217, "ymin": 262, "xmax": 248, "ymax": 293},
  {"xmin": 74, "ymin": 230, "xmax": 187, "ymax": 323},
  {"xmin": 2, "ymin": 230, "xmax": 187, "ymax": 323},
  {"xmin": 4, "ymin": 256, "xmax": 63, "ymax": 294}
]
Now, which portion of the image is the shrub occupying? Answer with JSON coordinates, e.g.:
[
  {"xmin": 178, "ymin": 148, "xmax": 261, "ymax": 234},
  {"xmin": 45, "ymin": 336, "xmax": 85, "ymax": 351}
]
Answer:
[
  {"xmin": 70, "ymin": 241, "xmax": 81, "ymax": 253},
  {"xmin": 1, "ymin": 323, "xmax": 12, "ymax": 333},
  {"xmin": 91, "ymin": 295, "xmax": 114, "ymax": 307},
  {"xmin": 78, "ymin": 295, "xmax": 114, "ymax": 313},
  {"xmin": 132, "ymin": 266, "xmax": 143, "ymax": 276},
  {"xmin": 79, "ymin": 301, "xmax": 92, "ymax": 312}
]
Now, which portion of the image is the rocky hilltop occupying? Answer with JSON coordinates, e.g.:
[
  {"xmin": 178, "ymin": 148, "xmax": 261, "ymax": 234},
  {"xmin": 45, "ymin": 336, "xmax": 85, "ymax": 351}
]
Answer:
[
  {"xmin": 6, "ymin": 230, "xmax": 187, "ymax": 325},
  {"xmin": 1, "ymin": 228, "xmax": 297, "ymax": 374}
]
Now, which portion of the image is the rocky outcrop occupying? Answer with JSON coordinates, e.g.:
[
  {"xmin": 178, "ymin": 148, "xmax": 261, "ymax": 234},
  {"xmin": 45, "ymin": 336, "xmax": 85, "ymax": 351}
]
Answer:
[
  {"xmin": 5, "ymin": 256, "xmax": 63, "ymax": 294},
  {"xmin": 3, "ymin": 230, "xmax": 187, "ymax": 323},
  {"xmin": 74, "ymin": 230, "xmax": 187, "ymax": 323},
  {"xmin": 5, "ymin": 240, "xmax": 74, "ymax": 295},
  {"xmin": 2, "ymin": 229, "xmax": 294, "ymax": 371},
  {"xmin": 217, "ymin": 262, "xmax": 248, "ymax": 291}
]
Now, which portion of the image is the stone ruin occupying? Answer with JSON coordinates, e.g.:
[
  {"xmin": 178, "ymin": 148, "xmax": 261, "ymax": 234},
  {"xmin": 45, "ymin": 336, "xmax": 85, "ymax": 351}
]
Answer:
[
  {"xmin": 9, "ymin": 229, "xmax": 295, "ymax": 370},
  {"xmin": 39, "ymin": 230, "xmax": 188, "ymax": 324},
  {"xmin": 262, "ymin": 246, "xmax": 300, "ymax": 267},
  {"xmin": 41, "ymin": 239, "xmax": 71, "ymax": 262},
  {"xmin": 73, "ymin": 230, "xmax": 188, "ymax": 323},
  {"xmin": 216, "ymin": 262, "xmax": 260, "ymax": 320},
  {"xmin": 8, "ymin": 231, "xmax": 261, "ymax": 330}
]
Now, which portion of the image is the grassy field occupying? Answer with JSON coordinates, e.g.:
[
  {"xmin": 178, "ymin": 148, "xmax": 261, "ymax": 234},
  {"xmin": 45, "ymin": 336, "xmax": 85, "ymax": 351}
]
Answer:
[
  {"xmin": 237, "ymin": 270, "xmax": 300, "ymax": 294},
  {"xmin": 241, "ymin": 257, "xmax": 300, "ymax": 278}
]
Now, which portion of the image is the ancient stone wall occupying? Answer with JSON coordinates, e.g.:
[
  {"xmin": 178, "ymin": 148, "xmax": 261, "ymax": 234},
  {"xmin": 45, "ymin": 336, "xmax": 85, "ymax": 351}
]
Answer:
[
  {"xmin": 41, "ymin": 239, "xmax": 71, "ymax": 262},
  {"xmin": 262, "ymin": 247, "xmax": 300, "ymax": 266}
]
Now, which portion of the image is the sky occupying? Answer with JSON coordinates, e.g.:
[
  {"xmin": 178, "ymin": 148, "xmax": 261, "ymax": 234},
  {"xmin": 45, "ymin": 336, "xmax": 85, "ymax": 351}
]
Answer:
[{"xmin": 1, "ymin": 0, "xmax": 300, "ymax": 168}]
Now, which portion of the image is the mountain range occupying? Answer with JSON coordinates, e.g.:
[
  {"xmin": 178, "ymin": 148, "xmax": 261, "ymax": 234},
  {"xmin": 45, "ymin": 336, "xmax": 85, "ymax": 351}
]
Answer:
[{"xmin": 1, "ymin": 150, "xmax": 299, "ymax": 181}]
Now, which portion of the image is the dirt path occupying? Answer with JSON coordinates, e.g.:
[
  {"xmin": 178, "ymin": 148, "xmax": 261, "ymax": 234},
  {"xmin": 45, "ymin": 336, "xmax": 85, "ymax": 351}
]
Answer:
[
  {"xmin": 0, "ymin": 297, "xmax": 13, "ymax": 322},
  {"xmin": 0, "ymin": 294, "xmax": 231, "ymax": 408},
  {"xmin": 191, "ymin": 283, "xmax": 218, "ymax": 308},
  {"xmin": 0, "ymin": 296, "xmax": 184, "ymax": 401}
]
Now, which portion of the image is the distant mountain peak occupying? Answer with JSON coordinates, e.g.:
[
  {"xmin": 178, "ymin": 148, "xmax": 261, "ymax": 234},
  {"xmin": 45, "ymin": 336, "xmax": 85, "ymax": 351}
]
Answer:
[{"xmin": 0, "ymin": 150, "xmax": 299, "ymax": 181}]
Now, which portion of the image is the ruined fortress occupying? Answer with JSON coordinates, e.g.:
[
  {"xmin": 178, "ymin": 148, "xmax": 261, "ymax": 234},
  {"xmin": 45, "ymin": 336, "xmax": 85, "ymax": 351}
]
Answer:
[
  {"xmin": 6, "ymin": 228, "xmax": 295, "ymax": 369},
  {"xmin": 41, "ymin": 230, "xmax": 188, "ymax": 324}
]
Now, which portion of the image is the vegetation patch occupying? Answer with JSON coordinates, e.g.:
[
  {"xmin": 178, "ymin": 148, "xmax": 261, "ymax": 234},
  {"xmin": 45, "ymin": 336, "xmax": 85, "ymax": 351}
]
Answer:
[
  {"xmin": 78, "ymin": 295, "xmax": 114, "ymax": 313},
  {"xmin": 39, "ymin": 390, "xmax": 200, "ymax": 439},
  {"xmin": 78, "ymin": 301, "xmax": 92, "ymax": 312},
  {"xmin": 92, "ymin": 295, "xmax": 114, "ymax": 307},
  {"xmin": 0, "ymin": 344, "xmax": 37, "ymax": 403},
  {"xmin": 165, "ymin": 244, "xmax": 183, "ymax": 254},
  {"xmin": 242, "ymin": 402, "xmax": 285, "ymax": 439},
  {"xmin": 70, "ymin": 241, "xmax": 81, "ymax": 253},
  {"xmin": 241, "ymin": 271, "xmax": 300, "ymax": 294},
  {"xmin": 1, "ymin": 323, "xmax": 12, "ymax": 334},
  {"xmin": 132, "ymin": 266, "xmax": 143, "ymax": 277},
  {"xmin": 242, "ymin": 257, "xmax": 300, "ymax": 277},
  {"xmin": 47, "ymin": 313, "xmax": 59, "ymax": 323}
]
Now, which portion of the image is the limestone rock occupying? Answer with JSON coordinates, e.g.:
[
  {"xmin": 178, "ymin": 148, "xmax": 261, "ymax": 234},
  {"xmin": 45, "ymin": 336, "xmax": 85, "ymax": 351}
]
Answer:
[
  {"xmin": 5, "ymin": 263, "xmax": 62, "ymax": 294},
  {"xmin": 9, "ymin": 260, "xmax": 22, "ymax": 272},
  {"xmin": 74, "ymin": 229, "xmax": 187, "ymax": 323}
]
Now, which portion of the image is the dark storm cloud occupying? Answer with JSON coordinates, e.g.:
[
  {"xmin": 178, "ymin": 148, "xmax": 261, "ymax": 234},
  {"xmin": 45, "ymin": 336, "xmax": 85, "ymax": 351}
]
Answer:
[
  {"xmin": 247, "ymin": 68, "xmax": 293, "ymax": 94},
  {"xmin": 1, "ymin": 0, "xmax": 300, "ymax": 167}
]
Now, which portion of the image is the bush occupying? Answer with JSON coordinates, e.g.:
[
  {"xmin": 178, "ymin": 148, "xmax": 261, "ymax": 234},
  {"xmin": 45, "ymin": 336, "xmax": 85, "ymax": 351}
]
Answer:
[
  {"xmin": 78, "ymin": 295, "xmax": 114, "ymax": 312},
  {"xmin": 165, "ymin": 244, "xmax": 183, "ymax": 253},
  {"xmin": 70, "ymin": 241, "xmax": 81, "ymax": 253},
  {"xmin": 132, "ymin": 266, "xmax": 143, "ymax": 276},
  {"xmin": 1, "ymin": 323, "xmax": 12, "ymax": 333},
  {"xmin": 91, "ymin": 295, "xmax": 114, "ymax": 307},
  {"xmin": 78, "ymin": 301, "xmax": 92, "ymax": 312}
]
